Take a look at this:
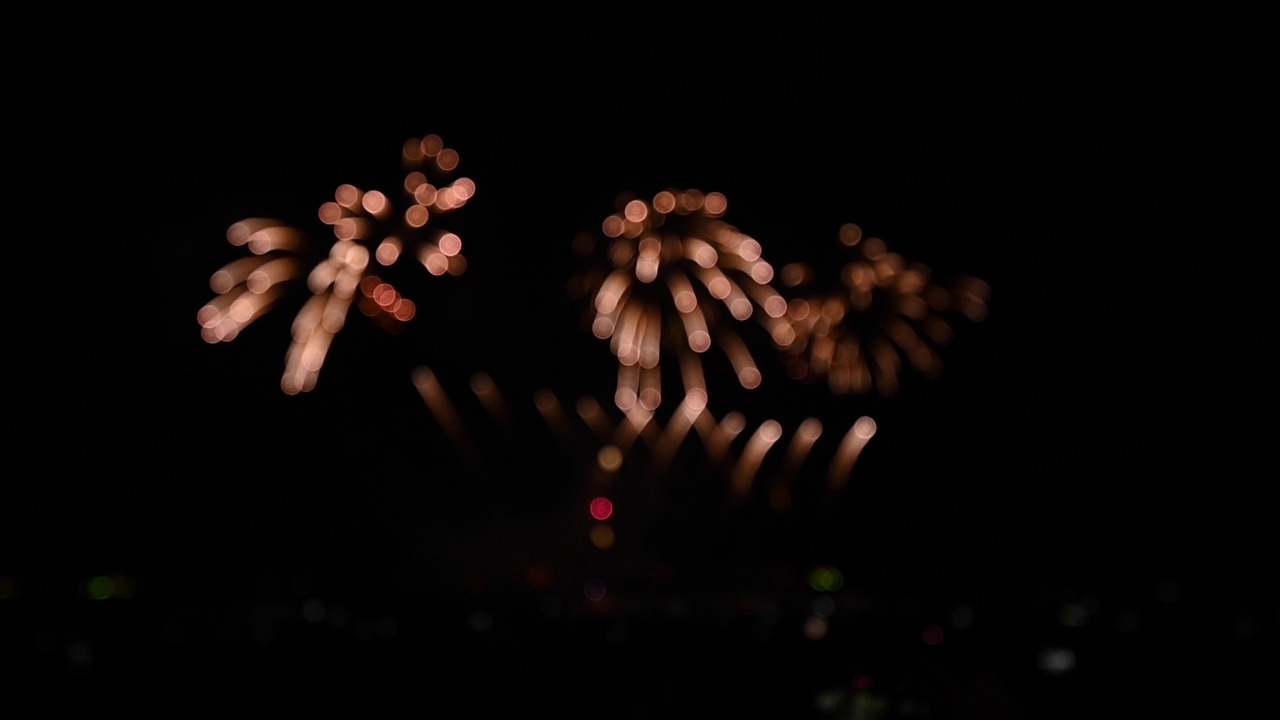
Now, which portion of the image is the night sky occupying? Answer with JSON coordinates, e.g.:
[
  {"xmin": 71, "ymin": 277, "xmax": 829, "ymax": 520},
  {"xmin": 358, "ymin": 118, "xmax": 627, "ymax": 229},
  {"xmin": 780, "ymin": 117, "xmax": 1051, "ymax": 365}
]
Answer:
[{"xmin": 6, "ymin": 11, "xmax": 1271, "ymax": 716}]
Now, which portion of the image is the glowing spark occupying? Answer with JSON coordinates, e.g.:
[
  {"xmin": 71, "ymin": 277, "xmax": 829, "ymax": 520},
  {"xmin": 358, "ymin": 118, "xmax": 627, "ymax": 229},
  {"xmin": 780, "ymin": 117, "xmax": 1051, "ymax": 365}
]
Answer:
[
  {"xmin": 199, "ymin": 134, "xmax": 474, "ymax": 393},
  {"xmin": 779, "ymin": 223, "xmax": 989, "ymax": 396},
  {"xmin": 829, "ymin": 416, "xmax": 876, "ymax": 489},
  {"xmin": 572, "ymin": 189, "xmax": 788, "ymax": 412}
]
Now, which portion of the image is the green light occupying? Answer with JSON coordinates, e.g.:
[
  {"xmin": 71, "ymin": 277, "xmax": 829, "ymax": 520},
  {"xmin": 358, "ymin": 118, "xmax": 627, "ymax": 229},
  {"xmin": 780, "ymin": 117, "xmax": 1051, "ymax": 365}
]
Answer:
[
  {"xmin": 87, "ymin": 576, "xmax": 115, "ymax": 600},
  {"xmin": 808, "ymin": 566, "xmax": 844, "ymax": 592}
]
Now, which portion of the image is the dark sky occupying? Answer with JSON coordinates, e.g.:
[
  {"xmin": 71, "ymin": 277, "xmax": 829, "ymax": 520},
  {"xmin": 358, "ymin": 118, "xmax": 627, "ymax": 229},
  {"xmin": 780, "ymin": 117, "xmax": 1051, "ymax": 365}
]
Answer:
[{"xmin": 7, "ymin": 11, "xmax": 1271, "ymax": 716}]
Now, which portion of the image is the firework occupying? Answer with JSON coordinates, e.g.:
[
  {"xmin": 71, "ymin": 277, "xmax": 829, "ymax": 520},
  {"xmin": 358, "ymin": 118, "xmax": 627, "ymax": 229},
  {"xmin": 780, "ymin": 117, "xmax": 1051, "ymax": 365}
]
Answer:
[
  {"xmin": 778, "ymin": 223, "xmax": 989, "ymax": 396},
  {"xmin": 571, "ymin": 189, "xmax": 792, "ymax": 414},
  {"xmin": 198, "ymin": 134, "xmax": 474, "ymax": 394}
]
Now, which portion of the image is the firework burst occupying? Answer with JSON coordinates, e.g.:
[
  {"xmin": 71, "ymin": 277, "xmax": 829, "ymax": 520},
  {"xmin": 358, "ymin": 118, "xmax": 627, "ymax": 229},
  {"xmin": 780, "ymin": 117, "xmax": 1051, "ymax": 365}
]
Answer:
[
  {"xmin": 198, "ymin": 134, "xmax": 474, "ymax": 394},
  {"xmin": 778, "ymin": 223, "xmax": 989, "ymax": 396},
  {"xmin": 570, "ymin": 189, "xmax": 793, "ymax": 414}
]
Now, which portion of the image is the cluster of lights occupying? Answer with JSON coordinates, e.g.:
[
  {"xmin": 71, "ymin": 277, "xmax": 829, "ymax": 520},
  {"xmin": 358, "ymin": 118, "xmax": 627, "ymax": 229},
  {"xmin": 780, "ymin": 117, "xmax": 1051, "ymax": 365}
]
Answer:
[{"xmin": 199, "ymin": 134, "xmax": 473, "ymax": 394}]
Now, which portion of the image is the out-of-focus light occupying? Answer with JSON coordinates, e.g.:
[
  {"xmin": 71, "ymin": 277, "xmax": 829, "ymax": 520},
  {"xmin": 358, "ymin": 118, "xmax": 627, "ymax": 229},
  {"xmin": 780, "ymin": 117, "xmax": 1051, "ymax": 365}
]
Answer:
[
  {"xmin": 804, "ymin": 616, "xmax": 828, "ymax": 640},
  {"xmin": 1059, "ymin": 603, "xmax": 1090, "ymax": 627},
  {"xmin": 591, "ymin": 523, "xmax": 616, "ymax": 550},
  {"xmin": 468, "ymin": 611, "xmax": 493, "ymax": 633},
  {"xmin": 853, "ymin": 416, "xmax": 877, "ymax": 439},
  {"xmin": 302, "ymin": 599, "xmax": 326, "ymax": 623},
  {"xmin": 86, "ymin": 576, "xmax": 114, "ymax": 600},
  {"xmin": 0, "ymin": 575, "xmax": 13, "ymax": 599},
  {"xmin": 950, "ymin": 604, "xmax": 974, "ymax": 629},
  {"xmin": 596, "ymin": 445, "xmax": 623, "ymax": 472},
  {"xmin": 201, "ymin": 132, "xmax": 473, "ymax": 394},
  {"xmin": 111, "ymin": 573, "xmax": 135, "ymax": 599},
  {"xmin": 576, "ymin": 188, "xmax": 784, "ymax": 412},
  {"xmin": 781, "ymin": 224, "xmax": 988, "ymax": 398},
  {"xmin": 809, "ymin": 566, "xmax": 844, "ymax": 592},
  {"xmin": 839, "ymin": 222, "xmax": 863, "ymax": 246},
  {"xmin": 922, "ymin": 624, "xmax": 945, "ymax": 646},
  {"xmin": 584, "ymin": 579, "xmax": 607, "ymax": 602},
  {"xmin": 589, "ymin": 496, "xmax": 614, "ymax": 520},
  {"xmin": 1037, "ymin": 647, "xmax": 1076, "ymax": 674}
]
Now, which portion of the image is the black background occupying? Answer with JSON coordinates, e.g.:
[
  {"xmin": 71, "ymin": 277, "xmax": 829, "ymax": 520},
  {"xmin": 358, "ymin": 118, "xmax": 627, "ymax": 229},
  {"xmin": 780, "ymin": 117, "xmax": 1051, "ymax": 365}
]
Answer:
[{"xmin": 5, "ymin": 10, "xmax": 1271, "ymax": 716}]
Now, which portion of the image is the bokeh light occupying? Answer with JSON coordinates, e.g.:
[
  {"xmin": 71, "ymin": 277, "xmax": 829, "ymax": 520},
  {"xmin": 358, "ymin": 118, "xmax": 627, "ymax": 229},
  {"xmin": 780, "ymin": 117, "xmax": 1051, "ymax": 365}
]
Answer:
[
  {"xmin": 572, "ymin": 189, "xmax": 789, "ymax": 412},
  {"xmin": 199, "ymin": 133, "xmax": 473, "ymax": 393},
  {"xmin": 777, "ymin": 223, "xmax": 989, "ymax": 396},
  {"xmin": 589, "ymin": 496, "xmax": 614, "ymax": 520},
  {"xmin": 809, "ymin": 566, "xmax": 844, "ymax": 592}
]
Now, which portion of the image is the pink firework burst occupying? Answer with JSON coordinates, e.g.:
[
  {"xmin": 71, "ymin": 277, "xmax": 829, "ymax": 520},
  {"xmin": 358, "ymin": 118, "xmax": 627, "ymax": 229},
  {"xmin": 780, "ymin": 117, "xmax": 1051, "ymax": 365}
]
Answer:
[
  {"xmin": 197, "ymin": 134, "xmax": 475, "ymax": 394},
  {"xmin": 778, "ymin": 223, "xmax": 990, "ymax": 396},
  {"xmin": 570, "ymin": 189, "xmax": 793, "ymax": 414}
]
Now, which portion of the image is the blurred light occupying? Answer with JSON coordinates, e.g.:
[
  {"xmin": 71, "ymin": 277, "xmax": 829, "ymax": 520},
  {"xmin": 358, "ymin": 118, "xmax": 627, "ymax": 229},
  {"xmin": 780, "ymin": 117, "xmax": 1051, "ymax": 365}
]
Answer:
[
  {"xmin": 596, "ymin": 445, "xmax": 623, "ymax": 472},
  {"xmin": 584, "ymin": 579, "xmax": 607, "ymax": 602},
  {"xmin": 1059, "ymin": 602, "xmax": 1090, "ymax": 627},
  {"xmin": 589, "ymin": 496, "xmax": 614, "ymax": 520},
  {"xmin": 809, "ymin": 566, "xmax": 844, "ymax": 592},
  {"xmin": 922, "ymin": 624, "xmax": 944, "ymax": 646},
  {"xmin": 804, "ymin": 616, "xmax": 828, "ymax": 640},
  {"xmin": 86, "ymin": 576, "xmax": 114, "ymax": 600},
  {"xmin": 590, "ymin": 523, "xmax": 616, "ymax": 549},
  {"xmin": 1037, "ymin": 647, "xmax": 1076, "ymax": 674},
  {"xmin": 67, "ymin": 640, "xmax": 93, "ymax": 668},
  {"xmin": 1157, "ymin": 580, "xmax": 1180, "ymax": 604},
  {"xmin": 302, "ymin": 599, "xmax": 325, "ymax": 623},
  {"xmin": 576, "ymin": 188, "xmax": 783, "ymax": 412},
  {"xmin": 201, "ymin": 132, "xmax": 473, "ymax": 394},
  {"xmin": 950, "ymin": 604, "xmax": 974, "ymax": 629},
  {"xmin": 0, "ymin": 575, "xmax": 13, "ymax": 599},
  {"xmin": 1232, "ymin": 614, "xmax": 1259, "ymax": 641},
  {"xmin": 780, "ymin": 225, "xmax": 987, "ymax": 397},
  {"xmin": 111, "ymin": 573, "xmax": 135, "ymax": 599},
  {"xmin": 468, "ymin": 611, "xmax": 493, "ymax": 633}
]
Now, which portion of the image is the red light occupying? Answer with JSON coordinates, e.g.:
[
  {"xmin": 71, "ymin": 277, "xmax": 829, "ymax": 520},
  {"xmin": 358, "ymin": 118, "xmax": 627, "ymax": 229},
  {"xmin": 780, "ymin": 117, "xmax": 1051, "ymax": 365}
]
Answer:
[
  {"xmin": 922, "ymin": 624, "xmax": 944, "ymax": 646},
  {"xmin": 589, "ymin": 497, "xmax": 613, "ymax": 520}
]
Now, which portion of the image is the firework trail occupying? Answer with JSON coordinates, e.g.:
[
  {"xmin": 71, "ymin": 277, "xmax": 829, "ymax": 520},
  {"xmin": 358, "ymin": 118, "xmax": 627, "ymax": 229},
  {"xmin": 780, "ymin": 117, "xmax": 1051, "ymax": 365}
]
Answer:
[
  {"xmin": 570, "ymin": 189, "xmax": 793, "ymax": 414},
  {"xmin": 778, "ymin": 223, "xmax": 989, "ymax": 396},
  {"xmin": 198, "ymin": 134, "xmax": 474, "ymax": 394}
]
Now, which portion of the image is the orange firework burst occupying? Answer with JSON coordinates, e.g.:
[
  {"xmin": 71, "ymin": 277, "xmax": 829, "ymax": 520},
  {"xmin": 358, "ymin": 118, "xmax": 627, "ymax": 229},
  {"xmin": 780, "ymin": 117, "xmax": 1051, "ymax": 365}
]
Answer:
[
  {"xmin": 778, "ymin": 223, "xmax": 990, "ymax": 396},
  {"xmin": 198, "ymin": 134, "xmax": 474, "ymax": 394},
  {"xmin": 570, "ymin": 189, "xmax": 792, "ymax": 414}
]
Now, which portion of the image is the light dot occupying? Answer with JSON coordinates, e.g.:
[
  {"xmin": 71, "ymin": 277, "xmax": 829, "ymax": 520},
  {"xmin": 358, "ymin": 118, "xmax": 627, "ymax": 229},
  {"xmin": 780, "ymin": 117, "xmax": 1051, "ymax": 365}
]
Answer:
[
  {"xmin": 584, "ymin": 579, "xmax": 607, "ymax": 602},
  {"xmin": 590, "ymin": 523, "xmax": 616, "ymax": 550},
  {"xmin": 302, "ymin": 599, "xmax": 326, "ymax": 623},
  {"xmin": 589, "ymin": 496, "xmax": 614, "ymax": 520},
  {"xmin": 87, "ymin": 576, "xmax": 114, "ymax": 600},
  {"xmin": 1038, "ymin": 647, "xmax": 1076, "ymax": 674},
  {"xmin": 597, "ymin": 446, "xmax": 623, "ymax": 472},
  {"xmin": 922, "ymin": 624, "xmax": 945, "ymax": 646}
]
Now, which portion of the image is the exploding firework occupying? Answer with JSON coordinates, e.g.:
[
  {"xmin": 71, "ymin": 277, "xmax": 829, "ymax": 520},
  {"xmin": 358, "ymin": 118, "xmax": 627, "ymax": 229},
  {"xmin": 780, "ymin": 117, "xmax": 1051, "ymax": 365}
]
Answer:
[
  {"xmin": 778, "ymin": 223, "xmax": 989, "ymax": 396},
  {"xmin": 570, "ymin": 189, "xmax": 793, "ymax": 414},
  {"xmin": 198, "ymin": 134, "xmax": 474, "ymax": 394}
]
